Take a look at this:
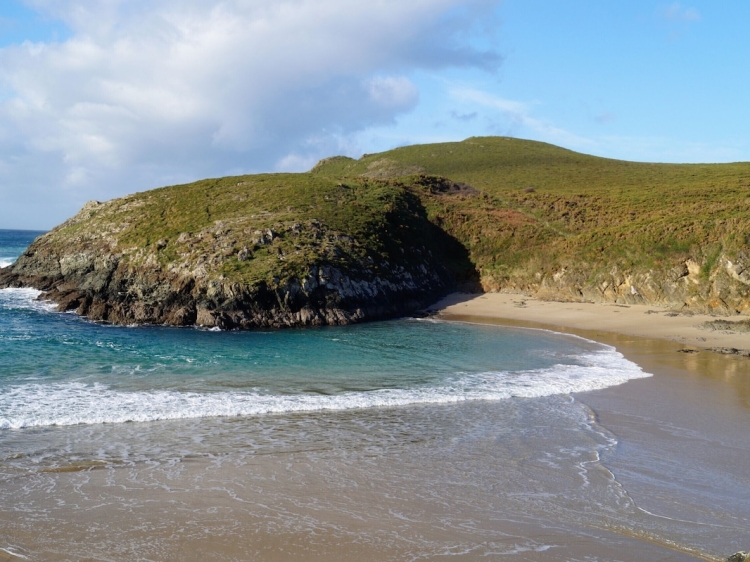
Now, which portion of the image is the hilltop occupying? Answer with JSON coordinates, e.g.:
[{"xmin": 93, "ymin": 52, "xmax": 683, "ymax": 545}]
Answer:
[
  {"xmin": 3, "ymin": 136, "xmax": 750, "ymax": 328},
  {"xmin": 314, "ymin": 137, "xmax": 750, "ymax": 312}
]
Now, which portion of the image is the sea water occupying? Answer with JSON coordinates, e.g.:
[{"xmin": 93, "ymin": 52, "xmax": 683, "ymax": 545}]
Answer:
[
  {"xmin": 0, "ymin": 229, "xmax": 739, "ymax": 560},
  {"xmin": 0, "ymin": 230, "xmax": 649, "ymax": 435}
]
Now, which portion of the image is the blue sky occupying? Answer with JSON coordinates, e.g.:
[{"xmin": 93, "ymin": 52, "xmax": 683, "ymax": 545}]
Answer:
[
  {"xmin": 0, "ymin": 2, "xmax": 69, "ymax": 46},
  {"xmin": 363, "ymin": 1, "xmax": 749, "ymax": 162},
  {"xmin": 0, "ymin": 0, "xmax": 748, "ymax": 229}
]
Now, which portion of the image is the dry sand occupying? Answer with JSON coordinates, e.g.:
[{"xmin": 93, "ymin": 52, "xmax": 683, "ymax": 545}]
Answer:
[{"xmin": 433, "ymin": 292, "xmax": 750, "ymax": 354}]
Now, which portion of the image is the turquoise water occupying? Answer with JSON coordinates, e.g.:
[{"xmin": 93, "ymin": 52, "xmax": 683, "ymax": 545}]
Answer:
[
  {"xmin": 0, "ymin": 230, "xmax": 646, "ymax": 430},
  {"xmin": 0, "ymin": 231, "xmax": 643, "ymax": 429}
]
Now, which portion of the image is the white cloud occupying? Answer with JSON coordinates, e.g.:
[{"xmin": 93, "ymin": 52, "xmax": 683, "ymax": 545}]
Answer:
[
  {"xmin": 366, "ymin": 76, "xmax": 419, "ymax": 112},
  {"xmin": 0, "ymin": 0, "xmax": 502, "ymax": 228},
  {"xmin": 660, "ymin": 3, "xmax": 701, "ymax": 22},
  {"xmin": 449, "ymin": 87, "xmax": 594, "ymax": 149}
]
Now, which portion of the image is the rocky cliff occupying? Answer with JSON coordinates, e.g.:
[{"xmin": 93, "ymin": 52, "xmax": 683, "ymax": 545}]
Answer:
[
  {"xmin": 0, "ymin": 174, "xmax": 473, "ymax": 328},
  {"xmin": 477, "ymin": 254, "xmax": 750, "ymax": 315}
]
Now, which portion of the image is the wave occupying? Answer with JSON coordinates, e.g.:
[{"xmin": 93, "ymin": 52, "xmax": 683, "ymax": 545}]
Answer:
[
  {"xmin": 0, "ymin": 348, "xmax": 650, "ymax": 429},
  {"xmin": 0, "ymin": 258, "xmax": 13, "ymax": 268},
  {"xmin": 0, "ymin": 288, "xmax": 57, "ymax": 313}
]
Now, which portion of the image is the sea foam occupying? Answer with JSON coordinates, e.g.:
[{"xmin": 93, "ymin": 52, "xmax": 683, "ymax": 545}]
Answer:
[
  {"xmin": 0, "ymin": 347, "xmax": 650, "ymax": 429},
  {"xmin": 0, "ymin": 287, "xmax": 56, "ymax": 313}
]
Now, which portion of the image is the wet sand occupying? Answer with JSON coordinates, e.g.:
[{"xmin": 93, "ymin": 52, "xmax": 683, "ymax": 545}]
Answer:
[
  {"xmin": 437, "ymin": 293, "xmax": 750, "ymax": 561},
  {"xmin": 2, "ymin": 391, "xmax": 735, "ymax": 562}
]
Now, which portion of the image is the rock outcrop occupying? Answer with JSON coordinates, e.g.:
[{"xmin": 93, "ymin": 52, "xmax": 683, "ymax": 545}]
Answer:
[
  {"xmin": 479, "ymin": 253, "xmax": 750, "ymax": 315},
  {"xmin": 1, "ymin": 252, "xmax": 448, "ymax": 329},
  {"xmin": 0, "ymin": 178, "xmax": 471, "ymax": 329}
]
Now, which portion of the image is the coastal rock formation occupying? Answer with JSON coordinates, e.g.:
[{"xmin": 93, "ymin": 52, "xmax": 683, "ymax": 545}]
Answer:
[
  {"xmin": 2, "ymin": 255, "xmax": 446, "ymax": 330},
  {"xmin": 726, "ymin": 552, "xmax": 750, "ymax": 562},
  {"xmin": 4, "ymin": 136, "xmax": 750, "ymax": 325},
  {"xmin": 0, "ymin": 176, "xmax": 471, "ymax": 328},
  {"xmin": 480, "ymin": 254, "xmax": 750, "ymax": 315}
]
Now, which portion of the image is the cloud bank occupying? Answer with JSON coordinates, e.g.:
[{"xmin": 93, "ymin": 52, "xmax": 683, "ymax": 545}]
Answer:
[{"xmin": 0, "ymin": 0, "xmax": 501, "ymax": 228}]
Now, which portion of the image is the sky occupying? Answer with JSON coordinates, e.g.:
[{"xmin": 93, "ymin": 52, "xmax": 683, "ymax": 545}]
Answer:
[{"xmin": 0, "ymin": 1, "xmax": 748, "ymax": 230}]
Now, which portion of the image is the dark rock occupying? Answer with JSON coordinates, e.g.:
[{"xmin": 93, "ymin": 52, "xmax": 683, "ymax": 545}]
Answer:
[
  {"xmin": 709, "ymin": 347, "xmax": 750, "ymax": 357},
  {"xmin": 53, "ymin": 291, "xmax": 85, "ymax": 312},
  {"xmin": 237, "ymin": 247, "xmax": 251, "ymax": 261}
]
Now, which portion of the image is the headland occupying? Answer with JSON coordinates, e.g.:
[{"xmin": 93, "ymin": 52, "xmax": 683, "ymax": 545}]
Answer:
[{"xmin": 3, "ymin": 136, "xmax": 750, "ymax": 329}]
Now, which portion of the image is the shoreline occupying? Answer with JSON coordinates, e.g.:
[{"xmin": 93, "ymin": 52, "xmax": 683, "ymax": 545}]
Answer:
[
  {"xmin": 434, "ymin": 292, "xmax": 750, "ymax": 561},
  {"xmin": 432, "ymin": 292, "xmax": 750, "ymax": 355}
]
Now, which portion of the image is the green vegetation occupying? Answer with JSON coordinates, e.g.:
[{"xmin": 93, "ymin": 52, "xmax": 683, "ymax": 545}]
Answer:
[
  {"xmin": 49, "ymin": 171, "xmax": 475, "ymax": 290},
  {"xmin": 313, "ymin": 136, "xmax": 750, "ymax": 288},
  {"xmin": 46, "ymin": 136, "xmax": 750, "ymax": 302}
]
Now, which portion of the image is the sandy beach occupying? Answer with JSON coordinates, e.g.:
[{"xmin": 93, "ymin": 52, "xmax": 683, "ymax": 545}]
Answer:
[
  {"xmin": 434, "ymin": 292, "xmax": 750, "ymax": 561},
  {"xmin": 433, "ymin": 292, "xmax": 750, "ymax": 355}
]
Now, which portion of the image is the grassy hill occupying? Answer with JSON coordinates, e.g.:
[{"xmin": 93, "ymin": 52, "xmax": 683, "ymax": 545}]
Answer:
[
  {"xmin": 4, "ymin": 136, "xmax": 750, "ymax": 327},
  {"xmin": 313, "ymin": 137, "xmax": 750, "ymax": 311}
]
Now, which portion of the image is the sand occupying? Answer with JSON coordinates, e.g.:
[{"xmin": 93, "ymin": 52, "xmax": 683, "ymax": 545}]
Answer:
[
  {"xmin": 434, "ymin": 292, "xmax": 750, "ymax": 561},
  {"xmin": 433, "ymin": 292, "xmax": 750, "ymax": 354}
]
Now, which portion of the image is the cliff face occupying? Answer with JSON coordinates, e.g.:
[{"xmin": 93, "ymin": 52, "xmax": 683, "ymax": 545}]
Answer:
[
  {"xmin": 2, "ymin": 242, "xmax": 449, "ymax": 329},
  {"xmin": 0, "ymin": 176, "xmax": 472, "ymax": 328},
  {"xmin": 477, "ymin": 255, "xmax": 750, "ymax": 315}
]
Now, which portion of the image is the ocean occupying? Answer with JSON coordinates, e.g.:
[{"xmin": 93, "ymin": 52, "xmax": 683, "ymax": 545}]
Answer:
[{"xmin": 0, "ymin": 228, "xmax": 745, "ymax": 561}]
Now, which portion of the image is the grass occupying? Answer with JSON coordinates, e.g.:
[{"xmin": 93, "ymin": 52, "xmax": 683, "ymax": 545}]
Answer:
[
  {"xmin": 313, "ymin": 137, "xmax": 750, "ymax": 289},
  {"xmin": 43, "ymin": 172, "xmax": 476, "ymax": 289}
]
